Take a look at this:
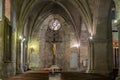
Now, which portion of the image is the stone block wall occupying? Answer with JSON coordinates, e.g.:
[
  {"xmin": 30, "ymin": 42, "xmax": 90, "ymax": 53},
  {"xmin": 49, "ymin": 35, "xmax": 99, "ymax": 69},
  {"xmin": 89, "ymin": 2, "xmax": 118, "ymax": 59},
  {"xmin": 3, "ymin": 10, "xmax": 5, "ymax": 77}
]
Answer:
[{"xmin": 29, "ymin": 23, "xmax": 89, "ymax": 72}]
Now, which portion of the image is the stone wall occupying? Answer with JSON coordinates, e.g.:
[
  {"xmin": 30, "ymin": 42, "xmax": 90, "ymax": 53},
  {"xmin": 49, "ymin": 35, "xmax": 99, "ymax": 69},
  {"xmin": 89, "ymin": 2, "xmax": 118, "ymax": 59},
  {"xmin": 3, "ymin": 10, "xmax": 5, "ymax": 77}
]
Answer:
[
  {"xmin": 80, "ymin": 23, "xmax": 89, "ymax": 71},
  {"xmin": 28, "ymin": 15, "xmax": 89, "ymax": 71},
  {"xmin": 0, "ymin": 18, "xmax": 16, "ymax": 78},
  {"xmin": 29, "ymin": 22, "xmax": 89, "ymax": 71}
]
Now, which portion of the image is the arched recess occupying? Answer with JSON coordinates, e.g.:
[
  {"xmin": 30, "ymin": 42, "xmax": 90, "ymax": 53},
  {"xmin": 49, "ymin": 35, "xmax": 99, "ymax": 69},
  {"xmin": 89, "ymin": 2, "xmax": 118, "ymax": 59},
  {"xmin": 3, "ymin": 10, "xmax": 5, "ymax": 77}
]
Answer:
[{"xmin": 16, "ymin": 0, "xmax": 93, "ymax": 72}]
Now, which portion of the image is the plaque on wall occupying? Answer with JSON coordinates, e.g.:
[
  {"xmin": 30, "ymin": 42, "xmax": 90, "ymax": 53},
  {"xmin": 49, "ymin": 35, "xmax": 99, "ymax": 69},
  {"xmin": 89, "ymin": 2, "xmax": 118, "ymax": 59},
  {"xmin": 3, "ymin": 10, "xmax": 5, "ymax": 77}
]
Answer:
[{"xmin": 70, "ymin": 53, "xmax": 78, "ymax": 69}]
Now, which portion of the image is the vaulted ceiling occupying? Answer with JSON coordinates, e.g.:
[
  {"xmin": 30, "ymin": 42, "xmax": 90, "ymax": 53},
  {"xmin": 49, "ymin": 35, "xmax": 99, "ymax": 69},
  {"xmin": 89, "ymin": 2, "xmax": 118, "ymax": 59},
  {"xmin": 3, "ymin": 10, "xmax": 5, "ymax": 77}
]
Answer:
[
  {"xmin": 16, "ymin": 0, "xmax": 107, "ymax": 41},
  {"xmin": 16, "ymin": 0, "xmax": 112, "ymax": 42}
]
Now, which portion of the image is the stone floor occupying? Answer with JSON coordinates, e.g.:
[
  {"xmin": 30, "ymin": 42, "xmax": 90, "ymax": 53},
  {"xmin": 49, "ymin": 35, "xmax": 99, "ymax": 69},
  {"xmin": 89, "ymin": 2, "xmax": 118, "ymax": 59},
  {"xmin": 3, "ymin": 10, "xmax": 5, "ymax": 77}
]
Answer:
[{"xmin": 3, "ymin": 70, "xmax": 115, "ymax": 80}]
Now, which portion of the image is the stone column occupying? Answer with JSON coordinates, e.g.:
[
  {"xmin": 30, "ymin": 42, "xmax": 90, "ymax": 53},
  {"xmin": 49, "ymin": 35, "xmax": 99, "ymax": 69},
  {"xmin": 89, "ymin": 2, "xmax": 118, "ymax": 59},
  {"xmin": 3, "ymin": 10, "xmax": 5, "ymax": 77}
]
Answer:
[
  {"xmin": 115, "ymin": 0, "xmax": 120, "ymax": 21},
  {"xmin": 86, "ymin": 0, "xmax": 113, "ymax": 74},
  {"xmin": 87, "ymin": 37, "xmax": 113, "ymax": 74},
  {"xmin": 16, "ymin": 38, "xmax": 22, "ymax": 73},
  {"xmin": 87, "ymin": 38, "xmax": 94, "ymax": 72},
  {"xmin": 116, "ymin": 25, "xmax": 120, "ymax": 80},
  {"xmin": 114, "ymin": 0, "xmax": 120, "ymax": 79},
  {"xmin": 11, "ymin": 0, "xmax": 17, "ymax": 74}
]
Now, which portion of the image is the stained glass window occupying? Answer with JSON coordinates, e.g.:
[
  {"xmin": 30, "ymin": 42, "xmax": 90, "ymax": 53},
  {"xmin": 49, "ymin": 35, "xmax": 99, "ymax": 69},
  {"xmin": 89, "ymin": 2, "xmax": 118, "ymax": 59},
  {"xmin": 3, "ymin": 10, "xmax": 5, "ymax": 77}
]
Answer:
[{"xmin": 49, "ymin": 19, "xmax": 61, "ymax": 31}]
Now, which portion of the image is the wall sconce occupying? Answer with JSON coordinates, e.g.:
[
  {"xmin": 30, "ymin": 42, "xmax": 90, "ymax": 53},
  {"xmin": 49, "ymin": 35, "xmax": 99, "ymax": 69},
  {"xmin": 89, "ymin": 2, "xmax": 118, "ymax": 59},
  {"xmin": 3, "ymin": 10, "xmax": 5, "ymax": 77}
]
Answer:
[
  {"xmin": 114, "ymin": 20, "xmax": 118, "ymax": 23},
  {"xmin": 89, "ymin": 36, "xmax": 93, "ymax": 40},
  {"xmin": 19, "ymin": 36, "xmax": 26, "ymax": 42},
  {"xmin": 19, "ymin": 36, "xmax": 22, "ymax": 40}
]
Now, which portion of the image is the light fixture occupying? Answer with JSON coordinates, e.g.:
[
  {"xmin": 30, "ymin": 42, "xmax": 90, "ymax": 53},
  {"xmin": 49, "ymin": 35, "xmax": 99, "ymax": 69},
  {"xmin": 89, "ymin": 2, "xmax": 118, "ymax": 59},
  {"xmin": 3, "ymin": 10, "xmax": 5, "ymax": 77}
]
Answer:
[
  {"xmin": 19, "ymin": 36, "xmax": 22, "ymax": 40},
  {"xmin": 89, "ymin": 36, "xmax": 93, "ymax": 40},
  {"xmin": 114, "ymin": 20, "xmax": 118, "ymax": 23}
]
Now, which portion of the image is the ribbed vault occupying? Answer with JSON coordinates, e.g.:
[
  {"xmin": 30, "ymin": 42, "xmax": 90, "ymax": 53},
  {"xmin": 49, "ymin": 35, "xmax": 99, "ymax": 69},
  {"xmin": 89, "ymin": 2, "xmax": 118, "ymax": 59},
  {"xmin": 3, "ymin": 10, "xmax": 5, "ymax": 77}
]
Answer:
[{"xmin": 16, "ymin": 0, "xmax": 93, "ymax": 41}]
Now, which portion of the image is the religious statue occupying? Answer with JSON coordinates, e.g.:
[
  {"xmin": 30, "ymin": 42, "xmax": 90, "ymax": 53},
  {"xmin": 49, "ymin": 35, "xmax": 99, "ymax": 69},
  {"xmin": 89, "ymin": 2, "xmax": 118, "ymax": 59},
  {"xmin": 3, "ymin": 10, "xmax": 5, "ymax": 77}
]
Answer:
[{"xmin": 52, "ymin": 43, "xmax": 56, "ymax": 55}]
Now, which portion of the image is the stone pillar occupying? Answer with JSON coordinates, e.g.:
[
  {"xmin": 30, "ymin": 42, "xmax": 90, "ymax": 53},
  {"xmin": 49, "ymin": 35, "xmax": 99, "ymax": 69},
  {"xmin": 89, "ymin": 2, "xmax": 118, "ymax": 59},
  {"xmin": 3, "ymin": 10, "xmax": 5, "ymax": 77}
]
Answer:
[
  {"xmin": 11, "ymin": 31, "xmax": 17, "ymax": 75},
  {"xmin": 23, "ymin": 41, "xmax": 28, "ymax": 71},
  {"xmin": 11, "ymin": 0, "xmax": 17, "ymax": 74},
  {"xmin": 86, "ymin": 0, "xmax": 113, "ymax": 74},
  {"xmin": 114, "ymin": 0, "xmax": 120, "ymax": 79},
  {"xmin": 87, "ymin": 38, "xmax": 94, "ymax": 72},
  {"xmin": 16, "ymin": 38, "xmax": 22, "ymax": 73},
  {"xmin": 116, "ymin": 25, "xmax": 120, "ymax": 80},
  {"xmin": 115, "ymin": 0, "xmax": 120, "ymax": 20},
  {"xmin": 87, "ymin": 37, "xmax": 113, "ymax": 74}
]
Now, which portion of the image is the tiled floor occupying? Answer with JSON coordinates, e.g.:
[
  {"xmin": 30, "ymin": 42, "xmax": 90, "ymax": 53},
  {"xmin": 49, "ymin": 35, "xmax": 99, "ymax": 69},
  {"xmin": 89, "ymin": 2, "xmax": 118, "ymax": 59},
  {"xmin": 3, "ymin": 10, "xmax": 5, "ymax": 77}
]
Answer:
[{"xmin": 49, "ymin": 73, "xmax": 61, "ymax": 80}]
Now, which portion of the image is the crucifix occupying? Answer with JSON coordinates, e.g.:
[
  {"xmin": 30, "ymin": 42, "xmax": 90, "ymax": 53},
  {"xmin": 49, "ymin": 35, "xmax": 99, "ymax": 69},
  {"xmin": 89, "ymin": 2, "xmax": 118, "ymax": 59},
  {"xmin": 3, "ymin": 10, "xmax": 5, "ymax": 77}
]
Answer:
[
  {"xmin": 47, "ymin": 18, "xmax": 62, "ymax": 65},
  {"xmin": 51, "ymin": 31, "xmax": 62, "ymax": 65}
]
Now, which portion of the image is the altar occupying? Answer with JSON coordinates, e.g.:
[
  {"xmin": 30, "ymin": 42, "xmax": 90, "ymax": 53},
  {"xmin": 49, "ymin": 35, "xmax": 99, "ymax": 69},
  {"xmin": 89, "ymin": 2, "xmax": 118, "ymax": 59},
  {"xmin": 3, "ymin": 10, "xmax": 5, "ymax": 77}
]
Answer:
[
  {"xmin": 49, "ymin": 65, "xmax": 62, "ymax": 73},
  {"xmin": 44, "ymin": 65, "xmax": 62, "ymax": 73}
]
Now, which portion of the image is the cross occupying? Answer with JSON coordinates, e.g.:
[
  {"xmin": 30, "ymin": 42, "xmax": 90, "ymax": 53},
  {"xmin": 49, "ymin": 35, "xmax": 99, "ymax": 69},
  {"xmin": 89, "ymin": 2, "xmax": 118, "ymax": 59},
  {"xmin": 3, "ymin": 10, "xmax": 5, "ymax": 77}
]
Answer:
[
  {"xmin": 51, "ymin": 31, "xmax": 62, "ymax": 65},
  {"xmin": 46, "ymin": 31, "xmax": 62, "ymax": 65}
]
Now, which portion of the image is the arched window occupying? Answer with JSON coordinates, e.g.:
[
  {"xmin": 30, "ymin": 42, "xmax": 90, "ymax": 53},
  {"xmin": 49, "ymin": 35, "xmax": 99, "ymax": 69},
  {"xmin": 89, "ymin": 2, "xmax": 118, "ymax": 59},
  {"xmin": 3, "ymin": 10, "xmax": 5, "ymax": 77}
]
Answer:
[{"xmin": 49, "ymin": 18, "xmax": 61, "ymax": 31}]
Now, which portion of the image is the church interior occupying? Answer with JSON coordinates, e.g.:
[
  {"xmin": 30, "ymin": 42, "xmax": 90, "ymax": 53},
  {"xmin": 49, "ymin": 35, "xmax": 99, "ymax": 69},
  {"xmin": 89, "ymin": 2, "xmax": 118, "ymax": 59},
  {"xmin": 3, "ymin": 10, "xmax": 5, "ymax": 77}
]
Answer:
[{"xmin": 0, "ymin": 0, "xmax": 120, "ymax": 80}]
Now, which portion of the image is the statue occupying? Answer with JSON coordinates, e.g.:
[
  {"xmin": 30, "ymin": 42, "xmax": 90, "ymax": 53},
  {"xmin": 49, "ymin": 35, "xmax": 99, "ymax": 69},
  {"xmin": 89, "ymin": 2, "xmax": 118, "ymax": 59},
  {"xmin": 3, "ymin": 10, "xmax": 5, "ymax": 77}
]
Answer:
[
  {"xmin": 52, "ymin": 43, "xmax": 56, "ymax": 65},
  {"xmin": 52, "ymin": 43, "xmax": 56, "ymax": 55}
]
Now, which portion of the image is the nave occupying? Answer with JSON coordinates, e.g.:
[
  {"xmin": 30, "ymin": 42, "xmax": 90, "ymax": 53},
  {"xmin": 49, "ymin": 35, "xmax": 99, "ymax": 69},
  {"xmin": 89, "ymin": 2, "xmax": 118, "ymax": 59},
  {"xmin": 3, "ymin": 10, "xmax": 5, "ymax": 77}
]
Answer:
[{"xmin": 1, "ymin": 0, "xmax": 120, "ymax": 80}]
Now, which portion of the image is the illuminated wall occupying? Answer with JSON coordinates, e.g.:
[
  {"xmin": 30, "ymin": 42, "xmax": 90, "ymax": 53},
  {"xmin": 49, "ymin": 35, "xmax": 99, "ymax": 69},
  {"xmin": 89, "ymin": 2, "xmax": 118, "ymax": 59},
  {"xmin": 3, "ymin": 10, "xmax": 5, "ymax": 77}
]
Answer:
[{"xmin": 5, "ymin": 0, "xmax": 10, "ymax": 20}]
